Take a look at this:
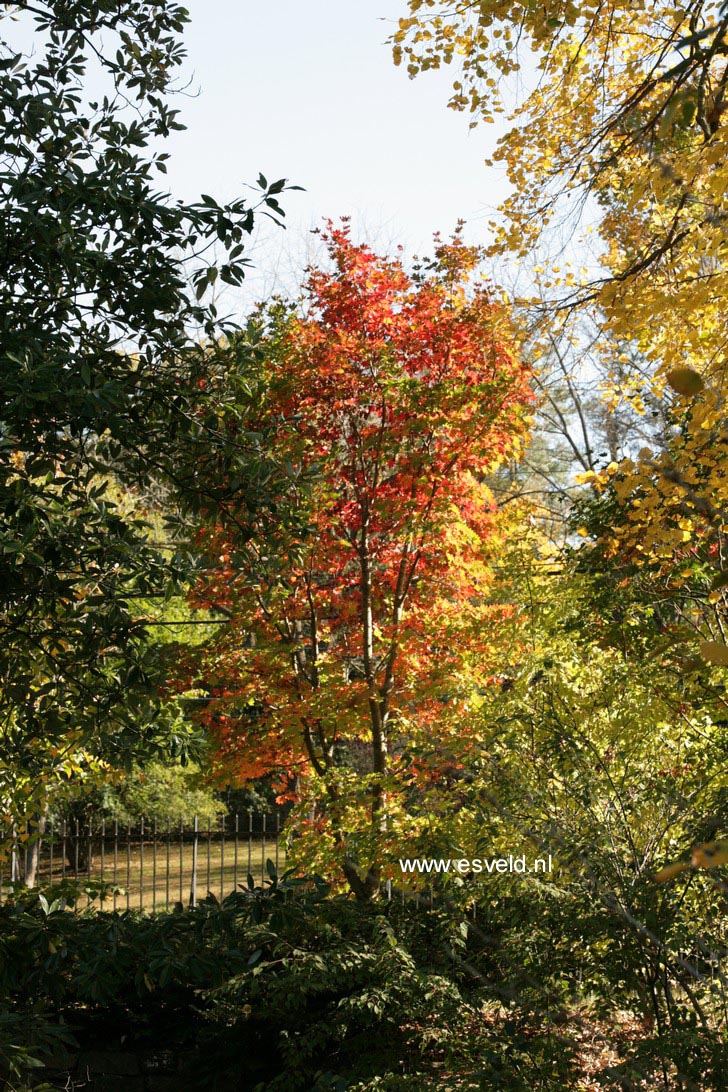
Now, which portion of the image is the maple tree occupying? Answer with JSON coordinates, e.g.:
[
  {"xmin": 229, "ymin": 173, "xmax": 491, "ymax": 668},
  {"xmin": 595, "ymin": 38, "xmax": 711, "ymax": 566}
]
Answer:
[{"xmin": 190, "ymin": 225, "xmax": 533, "ymax": 897}]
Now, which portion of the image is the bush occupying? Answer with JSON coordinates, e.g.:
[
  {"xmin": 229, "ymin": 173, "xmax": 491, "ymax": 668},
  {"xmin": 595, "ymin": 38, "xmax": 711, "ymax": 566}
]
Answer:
[{"xmin": 1, "ymin": 874, "xmax": 724, "ymax": 1090}]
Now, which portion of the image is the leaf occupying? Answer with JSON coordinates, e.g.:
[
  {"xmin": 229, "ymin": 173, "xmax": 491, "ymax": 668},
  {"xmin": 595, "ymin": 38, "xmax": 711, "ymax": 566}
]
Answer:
[
  {"xmin": 666, "ymin": 368, "xmax": 704, "ymax": 397},
  {"xmin": 698, "ymin": 640, "xmax": 728, "ymax": 666},
  {"xmin": 654, "ymin": 840, "xmax": 728, "ymax": 882},
  {"xmin": 691, "ymin": 839, "xmax": 728, "ymax": 869},
  {"xmin": 653, "ymin": 859, "xmax": 690, "ymax": 883}
]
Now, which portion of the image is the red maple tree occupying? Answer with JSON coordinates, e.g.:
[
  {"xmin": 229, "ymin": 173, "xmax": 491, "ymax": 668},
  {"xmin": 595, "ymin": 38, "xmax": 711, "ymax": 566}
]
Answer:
[{"xmin": 191, "ymin": 223, "xmax": 533, "ymax": 896}]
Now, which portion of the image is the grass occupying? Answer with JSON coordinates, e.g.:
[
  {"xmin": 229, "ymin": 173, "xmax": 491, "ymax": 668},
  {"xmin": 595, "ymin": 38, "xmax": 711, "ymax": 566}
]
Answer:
[{"xmin": 20, "ymin": 835, "xmax": 286, "ymax": 912}]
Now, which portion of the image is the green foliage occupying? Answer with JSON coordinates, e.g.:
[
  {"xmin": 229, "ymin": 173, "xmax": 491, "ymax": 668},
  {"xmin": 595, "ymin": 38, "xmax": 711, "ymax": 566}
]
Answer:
[
  {"xmin": 0, "ymin": 880, "xmax": 585, "ymax": 1091},
  {"xmin": 2, "ymin": 850, "xmax": 726, "ymax": 1090},
  {"xmin": 108, "ymin": 761, "xmax": 224, "ymax": 826},
  {"xmin": 410, "ymin": 543, "xmax": 728, "ymax": 1082},
  {"xmin": 0, "ymin": 1, "xmax": 295, "ymax": 825},
  {"xmin": 52, "ymin": 759, "xmax": 225, "ymax": 827}
]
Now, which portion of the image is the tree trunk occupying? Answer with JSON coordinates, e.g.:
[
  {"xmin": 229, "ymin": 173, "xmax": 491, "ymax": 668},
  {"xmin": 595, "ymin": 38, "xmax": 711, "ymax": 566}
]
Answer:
[
  {"xmin": 11, "ymin": 808, "xmax": 48, "ymax": 888},
  {"xmin": 342, "ymin": 857, "xmax": 381, "ymax": 901},
  {"xmin": 24, "ymin": 809, "xmax": 48, "ymax": 888}
]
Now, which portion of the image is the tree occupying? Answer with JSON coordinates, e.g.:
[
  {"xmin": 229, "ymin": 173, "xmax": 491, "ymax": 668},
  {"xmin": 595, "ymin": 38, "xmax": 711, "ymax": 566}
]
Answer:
[
  {"xmin": 491, "ymin": 320, "xmax": 671, "ymax": 536},
  {"xmin": 54, "ymin": 759, "xmax": 224, "ymax": 828},
  {"xmin": 570, "ymin": 370, "xmax": 728, "ymax": 676},
  {"xmin": 392, "ymin": 0, "xmax": 728, "ymax": 348},
  {"xmin": 190, "ymin": 224, "xmax": 534, "ymax": 898},
  {"xmin": 449, "ymin": 523, "xmax": 728, "ymax": 1071},
  {"xmin": 392, "ymin": 0, "xmax": 728, "ymax": 557},
  {"xmin": 0, "ymin": 2, "xmax": 293, "ymax": 829}
]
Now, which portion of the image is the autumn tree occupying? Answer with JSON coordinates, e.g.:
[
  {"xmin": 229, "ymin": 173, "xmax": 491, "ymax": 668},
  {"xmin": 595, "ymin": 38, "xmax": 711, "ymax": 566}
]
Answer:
[
  {"xmin": 191, "ymin": 225, "xmax": 533, "ymax": 898},
  {"xmin": 392, "ymin": 0, "xmax": 728, "ymax": 648},
  {"xmin": 571, "ymin": 371, "xmax": 728, "ymax": 676},
  {"xmin": 392, "ymin": 0, "xmax": 728, "ymax": 362}
]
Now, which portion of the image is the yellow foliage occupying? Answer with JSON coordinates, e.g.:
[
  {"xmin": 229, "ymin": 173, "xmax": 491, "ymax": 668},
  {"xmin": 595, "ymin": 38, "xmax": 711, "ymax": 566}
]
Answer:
[{"xmin": 392, "ymin": 1, "xmax": 728, "ymax": 407}]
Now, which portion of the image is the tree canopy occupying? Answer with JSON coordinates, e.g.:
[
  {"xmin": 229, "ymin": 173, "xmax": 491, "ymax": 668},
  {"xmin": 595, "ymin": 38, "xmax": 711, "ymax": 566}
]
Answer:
[
  {"xmin": 1, "ymin": 4, "xmax": 727, "ymax": 1087},
  {"xmin": 188, "ymin": 225, "xmax": 534, "ymax": 897},
  {"xmin": 0, "ymin": 0, "xmax": 293, "ymax": 822}
]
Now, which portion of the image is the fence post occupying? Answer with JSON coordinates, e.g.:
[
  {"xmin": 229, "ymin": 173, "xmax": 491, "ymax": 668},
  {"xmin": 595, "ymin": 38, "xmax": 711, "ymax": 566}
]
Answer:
[
  {"xmin": 10, "ymin": 822, "xmax": 18, "ymax": 884},
  {"xmin": 87, "ymin": 815, "xmax": 93, "ymax": 908},
  {"xmin": 165, "ymin": 819, "xmax": 170, "ymax": 910},
  {"xmin": 190, "ymin": 816, "xmax": 198, "ymax": 907},
  {"xmin": 234, "ymin": 813, "xmax": 239, "ymax": 893},
  {"xmin": 220, "ymin": 815, "xmax": 225, "ymax": 902},
  {"xmin": 139, "ymin": 818, "xmax": 144, "ymax": 912},
  {"xmin": 178, "ymin": 818, "xmax": 184, "ymax": 906},
  {"xmin": 61, "ymin": 820, "xmax": 66, "ymax": 887},
  {"xmin": 112, "ymin": 820, "xmax": 118, "ymax": 912},
  {"xmin": 247, "ymin": 809, "xmax": 253, "ymax": 882},
  {"xmin": 126, "ymin": 821, "xmax": 131, "ymax": 911},
  {"xmin": 100, "ymin": 818, "xmax": 105, "ymax": 902},
  {"xmin": 152, "ymin": 819, "xmax": 157, "ymax": 915},
  {"xmin": 49, "ymin": 818, "xmax": 54, "ymax": 892},
  {"xmin": 206, "ymin": 816, "xmax": 211, "ymax": 897}
]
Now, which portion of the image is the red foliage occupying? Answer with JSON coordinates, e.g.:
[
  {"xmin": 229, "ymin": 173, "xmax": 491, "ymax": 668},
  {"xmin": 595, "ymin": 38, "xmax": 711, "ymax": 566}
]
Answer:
[{"xmin": 190, "ymin": 224, "xmax": 533, "ymax": 875}]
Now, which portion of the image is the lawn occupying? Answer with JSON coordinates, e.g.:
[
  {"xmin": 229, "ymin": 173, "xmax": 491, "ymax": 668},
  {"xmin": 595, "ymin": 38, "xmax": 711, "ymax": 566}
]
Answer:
[{"xmin": 6, "ymin": 832, "xmax": 286, "ymax": 912}]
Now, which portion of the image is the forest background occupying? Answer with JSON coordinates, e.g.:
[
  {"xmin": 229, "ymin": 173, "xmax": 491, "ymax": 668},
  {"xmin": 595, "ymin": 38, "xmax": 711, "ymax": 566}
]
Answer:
[{"xmin": 1, "ymin": 1, "xmax": 727, "ymax": 1089}]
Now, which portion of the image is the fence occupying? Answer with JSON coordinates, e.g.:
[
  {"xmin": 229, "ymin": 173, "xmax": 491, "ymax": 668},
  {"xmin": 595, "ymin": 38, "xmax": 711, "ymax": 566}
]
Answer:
[{"xmin": 0, "ymin": 811, "xmax": 285, "ymax": 911}]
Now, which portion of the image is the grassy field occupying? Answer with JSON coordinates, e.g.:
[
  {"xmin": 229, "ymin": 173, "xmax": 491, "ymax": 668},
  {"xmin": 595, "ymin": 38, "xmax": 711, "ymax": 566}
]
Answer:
[{"xmin": 24, "ymin": 836, "xmax": 286, "ymax": 912}]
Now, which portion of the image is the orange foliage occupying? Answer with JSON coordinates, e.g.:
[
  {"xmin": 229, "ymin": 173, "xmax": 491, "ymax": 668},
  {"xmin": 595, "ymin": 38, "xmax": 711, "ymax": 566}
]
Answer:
[{"xmin": 190, "ymin": 224, "xmax": 533, "ymax": 885}]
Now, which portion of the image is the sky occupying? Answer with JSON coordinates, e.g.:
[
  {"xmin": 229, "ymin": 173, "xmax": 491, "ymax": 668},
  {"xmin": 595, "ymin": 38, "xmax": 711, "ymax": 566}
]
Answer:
[
  {"xmin": 3, "ymin": 0, "xmax": 520, "ymax": 303},
  {"xmin": 159, "ymin": 0, "xmax": 512, "ymax": 299}
]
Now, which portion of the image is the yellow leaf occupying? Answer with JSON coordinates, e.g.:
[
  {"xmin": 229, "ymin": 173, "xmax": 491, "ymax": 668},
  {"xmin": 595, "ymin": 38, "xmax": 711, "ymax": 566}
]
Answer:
[
  {"xmin": 654, "ymin": 840, "xmax": 728, "ymax": 883},
  {"xmin": 666, "ymin": 368, "xmax": 704, "ymax": 397},
  {"xmin": 653, "ymin": 859, "xmax": 689, "ymax": 883}
]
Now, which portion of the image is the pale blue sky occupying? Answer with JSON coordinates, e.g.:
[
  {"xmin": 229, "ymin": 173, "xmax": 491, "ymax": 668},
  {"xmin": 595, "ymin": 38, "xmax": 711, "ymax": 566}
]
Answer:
[
  {"xmin": 4, "ymin": 1, "xmax": 514, "ymax": 298},
  {"xmin": 166, "ymin": 0, "xmax": 511, "ymax": 295}
]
